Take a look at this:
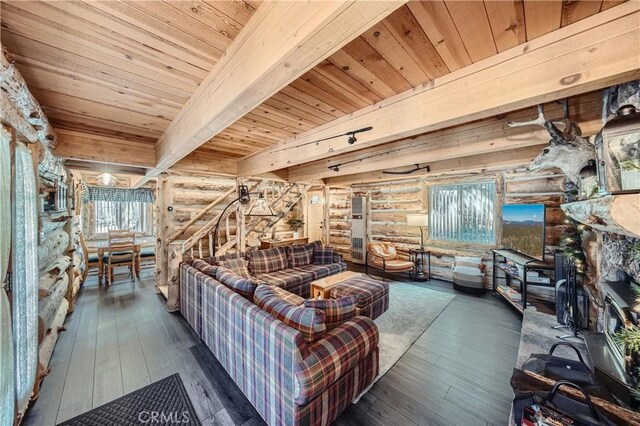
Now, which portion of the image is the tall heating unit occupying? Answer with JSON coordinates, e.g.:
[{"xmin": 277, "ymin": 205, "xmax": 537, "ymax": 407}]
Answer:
[{"xmin": 351, "ymin": 196, "xmax": 367, "ymax": 264}]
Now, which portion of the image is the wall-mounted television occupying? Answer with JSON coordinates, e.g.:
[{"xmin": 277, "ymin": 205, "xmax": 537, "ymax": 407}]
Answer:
[{"xmin": 501, "ymin": 204, "xmax": 546, "ymax": 261}]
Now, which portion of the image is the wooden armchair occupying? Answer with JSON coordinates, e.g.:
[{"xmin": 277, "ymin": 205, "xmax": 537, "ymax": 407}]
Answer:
[
  {"xmin": 366, "ymin": 242, "xmax": 415, "ymax": 281},
  {"xmin": 106, "ymin": 230, "xmax": 135, "ymax": 285}
]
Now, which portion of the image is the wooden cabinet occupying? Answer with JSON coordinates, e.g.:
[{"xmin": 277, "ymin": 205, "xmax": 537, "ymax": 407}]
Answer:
[{"xmin": 260, "ymin": 237, "xmax": 309, "ymax": 249}]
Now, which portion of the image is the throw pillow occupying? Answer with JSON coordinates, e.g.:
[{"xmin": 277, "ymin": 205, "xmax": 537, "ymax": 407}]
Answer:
[
  {"xmin": 254, "ymin": 285, "xmax": 326, "ymax": 342},
  {"xmin": 288, "ymin": 244, "xmax": 314, "ymax": 267},
  {"xmin": 215, "ymin": 266, "xmax": 259, "ymax": 300},
  {"xmin": 304, "ymin": 296, "xmax": 357, "ymax": 331},
  {"xmin": 218, "ymin": 257, "xmax": 251, "ymax": 279},
  {"xmin": 313, "ymin": 246, "xmax": 334, "ymax": 265},
  {"xmin": 191, "ymin": 259, "xmax": 218, "ymax": 278},
  {"xmin": 247, "ymin": 247, "xmax": 288, "ymax": 274}
]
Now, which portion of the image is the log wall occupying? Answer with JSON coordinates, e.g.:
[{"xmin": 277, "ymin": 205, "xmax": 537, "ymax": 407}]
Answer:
[
  {"xmin": 347, "ymin": 169, "xmax": 566, "ymax": 288},
  {"xmin": 326, "ymin": 187, "xmax": 352, "ymax": 261}
]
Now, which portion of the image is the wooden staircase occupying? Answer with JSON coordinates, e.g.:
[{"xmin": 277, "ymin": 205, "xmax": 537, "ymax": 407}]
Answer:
[
  {"xmin": 161, "ymin": 179, "xmax": 308, "ymax": 308},
  {"xmin": 216, "ymin": 182, "xmax": 308, "ymax": 254}
]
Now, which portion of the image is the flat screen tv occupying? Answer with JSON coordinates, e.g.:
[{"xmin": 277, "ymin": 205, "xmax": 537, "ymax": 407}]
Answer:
[{"xmin": 502, "ymin": 204, "xmax": 546, "ymax": 261}]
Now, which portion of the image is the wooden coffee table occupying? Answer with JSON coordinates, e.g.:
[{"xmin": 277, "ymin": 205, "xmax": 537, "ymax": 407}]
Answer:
[{"xmin": 310, "ymin": 271, "xmax": 362, "ymax": 299}]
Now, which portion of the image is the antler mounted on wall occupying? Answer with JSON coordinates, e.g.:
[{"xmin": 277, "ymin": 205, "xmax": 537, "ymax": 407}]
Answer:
[{"xmin": 508, "ymin": 100, "xmax": 596, "ymax": 185}]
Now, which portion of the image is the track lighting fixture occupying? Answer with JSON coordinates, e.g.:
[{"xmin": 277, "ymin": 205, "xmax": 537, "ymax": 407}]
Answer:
[
  {"xmin": 330, "ymin": 166, "xmax": 340, "ymax": 172},
  {"xmin": 273, "ymin": 126, "xmax": 373, "ymax": 153}
]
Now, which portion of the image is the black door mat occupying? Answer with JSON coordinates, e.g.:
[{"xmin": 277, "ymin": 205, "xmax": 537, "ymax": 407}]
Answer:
[{"xmin": 59, "ymin": 374, "xmax": 200, "ymax": 425}]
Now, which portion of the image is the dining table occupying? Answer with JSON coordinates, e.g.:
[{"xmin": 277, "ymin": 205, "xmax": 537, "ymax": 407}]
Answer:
[{"xmin": 87, "ymin": 236, "xmax": 155, "ymax": 284}]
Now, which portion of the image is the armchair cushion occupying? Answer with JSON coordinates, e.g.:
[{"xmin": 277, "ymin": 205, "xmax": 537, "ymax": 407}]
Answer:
[
  {"xmin": 304, "ymin": 296, "xmax": 358, "ymax": 331},
  {"xmin": 313, "ymin": 247, "xmax": 335, "ymax": 265},
  {"xmin": 295, "ymin": 317, "xmax": 379, "ymax": 404},
  {"xmin": 247, "ymin": 247, "xmax": 288, "ymax": 274},
  {"xmin": 288, "ymin": 244, "xmax": 314, "ymax": 267},
  {"xmin": 368, "ymin": 243, "xmax": 398, "ymax": 260},
  {"xmin": 254, "ymin": 285, "xmax": 326, "ymax": 343},
  {"xmin": 368, "ymin": 258, "xmax": 414, "ymax": 271}
]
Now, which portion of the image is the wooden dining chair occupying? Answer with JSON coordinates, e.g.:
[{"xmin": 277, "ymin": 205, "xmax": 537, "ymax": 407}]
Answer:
[{"xmin": 106, "ymin": 230, "xmax": 136, "ymax": 285}]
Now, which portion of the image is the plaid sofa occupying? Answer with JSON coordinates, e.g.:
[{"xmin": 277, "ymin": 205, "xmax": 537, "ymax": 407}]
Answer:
[
  {"xmin": 180, "ymin": 263, "xmax": 379, "ymax": 426},
  {"xmin": 206, "ymin": 244, "xmax": 347, "ymax": 299}
]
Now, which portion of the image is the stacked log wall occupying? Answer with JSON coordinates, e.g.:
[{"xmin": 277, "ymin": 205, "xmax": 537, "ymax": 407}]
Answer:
[
  {"xmin": 326, "ymin": 187, "xmax": 353, "ymax": 261},
  {"xmin": 345, "ymin": 170, "xmax": 566, "ymax": 288},
  {"xmin": 33, "ymin": 145, "xmax": 76, "ymax": 404}
]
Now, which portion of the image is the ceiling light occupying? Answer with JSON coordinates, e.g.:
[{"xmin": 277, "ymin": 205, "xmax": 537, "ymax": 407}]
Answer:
[
  {"xmin": 347, "ymin": 134, "xmax": 357, "ymax": 144},
  {"xmin": 247, "ymin": 194, "xmax": 276, "ymax": 217},
  {"xmin": 97, "ymin": 172, "xmax": 116, "ymax": 186}
]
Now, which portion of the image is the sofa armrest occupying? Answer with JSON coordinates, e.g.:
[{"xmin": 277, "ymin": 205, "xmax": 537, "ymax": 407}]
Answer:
[
  {"xmin": 332, "ymin": 252, "xmax": 344, "ymax": 263},
  {"xmin": 294, "ymin": 316, "xmax": 379, "ymax": 405}
]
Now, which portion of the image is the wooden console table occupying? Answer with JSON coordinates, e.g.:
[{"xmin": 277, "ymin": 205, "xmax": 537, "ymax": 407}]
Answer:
[{"xmin": 260, "ymin": 237, "xmax": 309, "ymax": 249}]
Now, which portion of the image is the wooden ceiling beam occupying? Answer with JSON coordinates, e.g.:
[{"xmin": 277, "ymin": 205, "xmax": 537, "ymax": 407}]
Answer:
[
  {"xmin": 137, "ymin": 0, "xmax": 406, "ymax": 187},
  {"xmin": 323, "ymin": 145, "xmax": 546, "ymax": 186},
  {"xmin": 288, "ymin": 90, "xmax": 606, "ymax": 182},
  {"xmin": 53, "ymin": 129, "xmax": 155, "ymax": 169},
  {"xmin": 239, "ymin": 3, "xmax": 640, "ymax": 177}
]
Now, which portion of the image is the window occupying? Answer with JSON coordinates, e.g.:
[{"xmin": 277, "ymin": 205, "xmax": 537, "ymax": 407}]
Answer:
[
  {"xmin": 88, "ymin": 201, "xmax": 154, "ymax": 237},
  {"xmin": 429, "ymin": 181, "xmax": 496, "ymax": 244}
]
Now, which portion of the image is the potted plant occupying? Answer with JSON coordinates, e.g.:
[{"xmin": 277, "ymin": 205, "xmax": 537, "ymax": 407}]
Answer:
[{"xmin": 286, "ymin": 217, "xmax": 305, "ymax": 239}]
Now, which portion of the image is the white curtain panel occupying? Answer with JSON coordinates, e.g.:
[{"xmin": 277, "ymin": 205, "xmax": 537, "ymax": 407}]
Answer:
[
  {"xmin": 0, "ymin": 127, "xmax": 10, "ymax": 292},
  {"xmin": 0, "ymin": 127, "xmax": 14, "ymax": 425},
  {"xmin": 12, "ymin": 144, "xmax": 39, "ymax": 413}
]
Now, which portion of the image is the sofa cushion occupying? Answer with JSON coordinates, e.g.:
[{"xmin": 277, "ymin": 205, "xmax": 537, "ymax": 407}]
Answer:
[
  {"xmin": 254, "ymin": 285, "xmax": 325, "ymax": 342},
  {"xmin": 192, "ymin": 259, "xmax": 218, "ymax": 278},
  {"xmin": 254, "ymin": 269, "xmax": 314, "ymax": 291},
  {"xmin": 304, "ymin": 296, "xmax": 358, "ymax": 331},
  {"xmin": 218, "ymin": 257, "xmax": 250, "ymax": 279},
  {"xmin": 247, "ymin": 247, "xmax": 288, "ymax": 274},
  {"xmin": 268, "ymin": 285, "xmax": 305, "ymax": 306},
  {"xmin": 292, "ymin": 263, "xmax": 347, "ymax": 280},
  {"xmin": 288, "ymin": 244, "xmax": 314, "ymax": 267},
  {"xmin": 215, "ymin": 266, "xmax": 259, "ymax": 300},
  {"xmin": 312, "ymin": 247, "xmax": 335, "ymax": 265}
]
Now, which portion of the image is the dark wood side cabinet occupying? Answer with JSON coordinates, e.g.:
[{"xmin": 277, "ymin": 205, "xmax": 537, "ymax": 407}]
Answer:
[{"xmin": 260, "ymin": 237, "xmax": 309, "ymax": 249}]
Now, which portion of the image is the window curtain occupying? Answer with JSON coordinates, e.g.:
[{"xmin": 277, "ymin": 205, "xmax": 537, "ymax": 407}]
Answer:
[
  {"xmin": 0, "ymin": 127, "xmax": 14, "ymax": 424},
  {"xmin": 429, "ymin": 181, "xmax": 496, "ymax": 245},
  {"xmin": 81, "ymin": 183, "xmax": 155, "ymax": 203},
  {"xmin": 12, "ymin": 143, "xmax": 39, "ymax": 413}
]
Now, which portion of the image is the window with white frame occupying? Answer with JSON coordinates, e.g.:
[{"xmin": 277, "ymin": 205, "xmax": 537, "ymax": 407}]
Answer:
[
  {"xmin": 428, "ymin": 181, "xmax": 496, "ymax": 245},
  {"xmin": 88, "ymin": 200, "xmax": 154, "ymax": 238}
]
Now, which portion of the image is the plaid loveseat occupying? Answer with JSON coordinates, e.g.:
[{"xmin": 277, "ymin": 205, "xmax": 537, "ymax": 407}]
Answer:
[
  {"xmin": 180, "ymin": 264, "xmax": 379, "ymax": 426},
  {"xmin": 206, "ymin": 243, "xmax": 347, "ymax": 299}
]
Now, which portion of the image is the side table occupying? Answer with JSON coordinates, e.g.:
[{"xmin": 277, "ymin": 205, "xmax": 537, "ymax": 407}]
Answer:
[{"xmin": 410, "ymin": 249, "xmax": 431, "ymax": 282}]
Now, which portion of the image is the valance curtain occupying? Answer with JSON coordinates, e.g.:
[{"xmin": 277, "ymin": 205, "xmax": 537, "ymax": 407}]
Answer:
[
  {"xmin": 12, "ymin": 143, "xmax": 39, "ymax": 413},
  {"xmin": 0, "ymin": 127, "xmax": 15, "ymax": 425},
  {"xmin": 81, "ymin": 182, "xmax": 155, "ymax": 203}
]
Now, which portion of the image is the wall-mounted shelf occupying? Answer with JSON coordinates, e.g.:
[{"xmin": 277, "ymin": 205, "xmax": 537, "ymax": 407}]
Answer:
[{"xmin": 561, "ymin": 194, "xmax": 640, "ymax": 237}]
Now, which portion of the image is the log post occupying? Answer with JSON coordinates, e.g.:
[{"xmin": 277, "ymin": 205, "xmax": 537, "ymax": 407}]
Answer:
[{"xmin": 167, "ymin": 243, "xmax": 182, "ymax": 312}]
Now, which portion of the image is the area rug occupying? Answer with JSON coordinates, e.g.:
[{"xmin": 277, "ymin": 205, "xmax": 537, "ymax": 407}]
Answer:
[
  {"xmin": 354, "ymin": 281, "xmax": 454, "ymax": 402},
  {"xmin": 59, "ymin": 374, "xmax": 200, "ymax": 426}
]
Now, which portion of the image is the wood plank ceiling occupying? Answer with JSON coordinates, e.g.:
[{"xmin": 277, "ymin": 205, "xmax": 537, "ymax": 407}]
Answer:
[
  {"xmin": 0, "ymin": 0, "xmax": 260, "ymax": 145},
  {"xmin": 0, "ymin": 0, "xmax": 625, "ymax": 164},
  {"xmin": 200, "ymin": 0, "xmax": 624, "ymax": 159}
]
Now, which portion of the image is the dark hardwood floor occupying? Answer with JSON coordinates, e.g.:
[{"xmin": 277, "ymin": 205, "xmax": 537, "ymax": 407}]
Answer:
[{"xmin": 24, "ymin": 264, "xmax": 521, "ymax": 425}]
